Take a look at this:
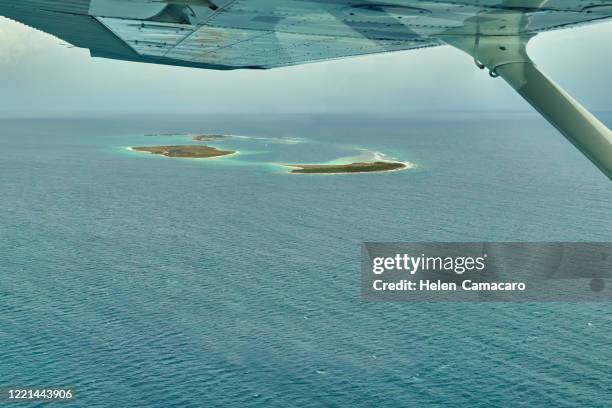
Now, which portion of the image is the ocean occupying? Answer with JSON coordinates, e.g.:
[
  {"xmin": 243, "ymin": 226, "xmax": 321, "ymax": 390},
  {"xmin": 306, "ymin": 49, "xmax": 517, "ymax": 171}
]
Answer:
[{"xmin": 1, "ymin": 112, "xmax": 611, "ymax": 407}]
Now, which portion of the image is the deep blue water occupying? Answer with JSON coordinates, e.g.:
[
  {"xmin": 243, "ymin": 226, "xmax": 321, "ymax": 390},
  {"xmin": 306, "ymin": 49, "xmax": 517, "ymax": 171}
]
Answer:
[{"xmin": 1, "ymin": 113, "xmax": 611, "ymax": 407}]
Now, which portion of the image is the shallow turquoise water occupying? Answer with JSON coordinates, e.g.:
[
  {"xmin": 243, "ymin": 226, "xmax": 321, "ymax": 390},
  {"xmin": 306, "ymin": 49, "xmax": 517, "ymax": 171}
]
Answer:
[{"xmin": 1, "ymin": 113, "xmax": 611, "ymax": 407}]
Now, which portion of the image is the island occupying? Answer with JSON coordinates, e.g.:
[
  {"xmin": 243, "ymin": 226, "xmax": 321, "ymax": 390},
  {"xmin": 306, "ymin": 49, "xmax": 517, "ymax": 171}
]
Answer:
[
  {"xmin": 131, "ymin": 145, "xmax": 235, "ymax": 158},
  {"xmin": 192, "ymin": 134, "xmax": 227, "ymax": 141},
  {"xmin": 286, "ymin": 161, "xmax": 407, "ymax": 174},
  {"xmin": 144, "ymin": 133, "xmax": 228, "ymax": 142}
]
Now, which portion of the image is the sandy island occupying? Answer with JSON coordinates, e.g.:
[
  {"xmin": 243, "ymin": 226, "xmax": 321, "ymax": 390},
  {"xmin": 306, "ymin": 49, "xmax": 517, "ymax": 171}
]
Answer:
[
  {"xmin": 131, "ymin": 145, "xmax": 235, "ymax": 158},
  {"xmin": 286, "ymin": 161, "xmax": 407, "ymax": 174},
  {"xmin": 145, "ymin": 133, "xmax": 228, "ymax": 142},
  {"xmin": 192, "ymin": 134, "xmax": 227, "ymax": 141}
]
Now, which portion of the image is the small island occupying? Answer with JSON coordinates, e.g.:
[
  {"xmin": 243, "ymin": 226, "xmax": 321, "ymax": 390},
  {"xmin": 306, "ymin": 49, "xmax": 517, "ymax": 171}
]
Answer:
[
  {"xmin": 192, "ymin": 134, "xmax": 227, "ymax": 141},
  {"xmin": 144, "ymin": 133, "xmax": 228, "ymax": 142},
  {"xmin": 286, "ymin": 161, "xmax": 407, "ymax": 174},
  {"xmin": 131, "ymin": 145, "xmax": 235, "ymax": 158}
]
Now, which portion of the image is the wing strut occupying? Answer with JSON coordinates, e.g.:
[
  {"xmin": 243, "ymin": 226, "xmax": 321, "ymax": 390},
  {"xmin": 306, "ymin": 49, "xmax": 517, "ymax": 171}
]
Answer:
[{"xmin": 442, "ymin": 34, "xmax": 612, "ymax": 180}]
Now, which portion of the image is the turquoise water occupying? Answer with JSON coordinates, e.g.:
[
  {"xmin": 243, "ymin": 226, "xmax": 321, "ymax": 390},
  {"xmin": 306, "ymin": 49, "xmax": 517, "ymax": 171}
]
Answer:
[{"xmin": 1, "ymin": 113, "xmax": 611, "ymax": 407}]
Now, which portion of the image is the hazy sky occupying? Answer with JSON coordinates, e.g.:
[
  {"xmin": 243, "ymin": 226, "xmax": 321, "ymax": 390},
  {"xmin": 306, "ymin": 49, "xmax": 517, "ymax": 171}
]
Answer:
[{"xmin": 0, "ymin": 16, "xmax": 610, "ymax": 117}]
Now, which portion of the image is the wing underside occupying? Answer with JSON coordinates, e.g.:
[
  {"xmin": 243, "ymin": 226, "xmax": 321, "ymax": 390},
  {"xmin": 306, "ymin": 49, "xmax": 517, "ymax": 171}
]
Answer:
[
  {"xmin": 96, "ymin": 15, "xmax": 439, "ymax": 69},
  {"xmin": 0, "ymin": 0, "xmax": 610, "ymax": 69}
]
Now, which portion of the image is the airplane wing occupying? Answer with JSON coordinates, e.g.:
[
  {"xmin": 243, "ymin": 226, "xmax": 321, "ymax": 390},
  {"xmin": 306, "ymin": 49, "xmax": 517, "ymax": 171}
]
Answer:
[
  {"xmin": 1, "ymin": 0, "xmax": 608, "ymax": 70},
  {"xmin": 0, "ymin": 0, "xmax": 443, "ymax": 70},
  {"xmin": 1, "ymin": 0, "xmax": 611, "ymax": 180}
]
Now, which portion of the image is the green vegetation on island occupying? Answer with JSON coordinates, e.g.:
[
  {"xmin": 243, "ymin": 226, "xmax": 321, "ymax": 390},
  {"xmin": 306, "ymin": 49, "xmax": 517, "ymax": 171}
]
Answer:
[
  {"xmin": 286, "ymin": 161, "xmax": 407, "ymax": 174},
  {"xmin": 131, "ymin": 145, "xmax": 235, "ymax": 158}
]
